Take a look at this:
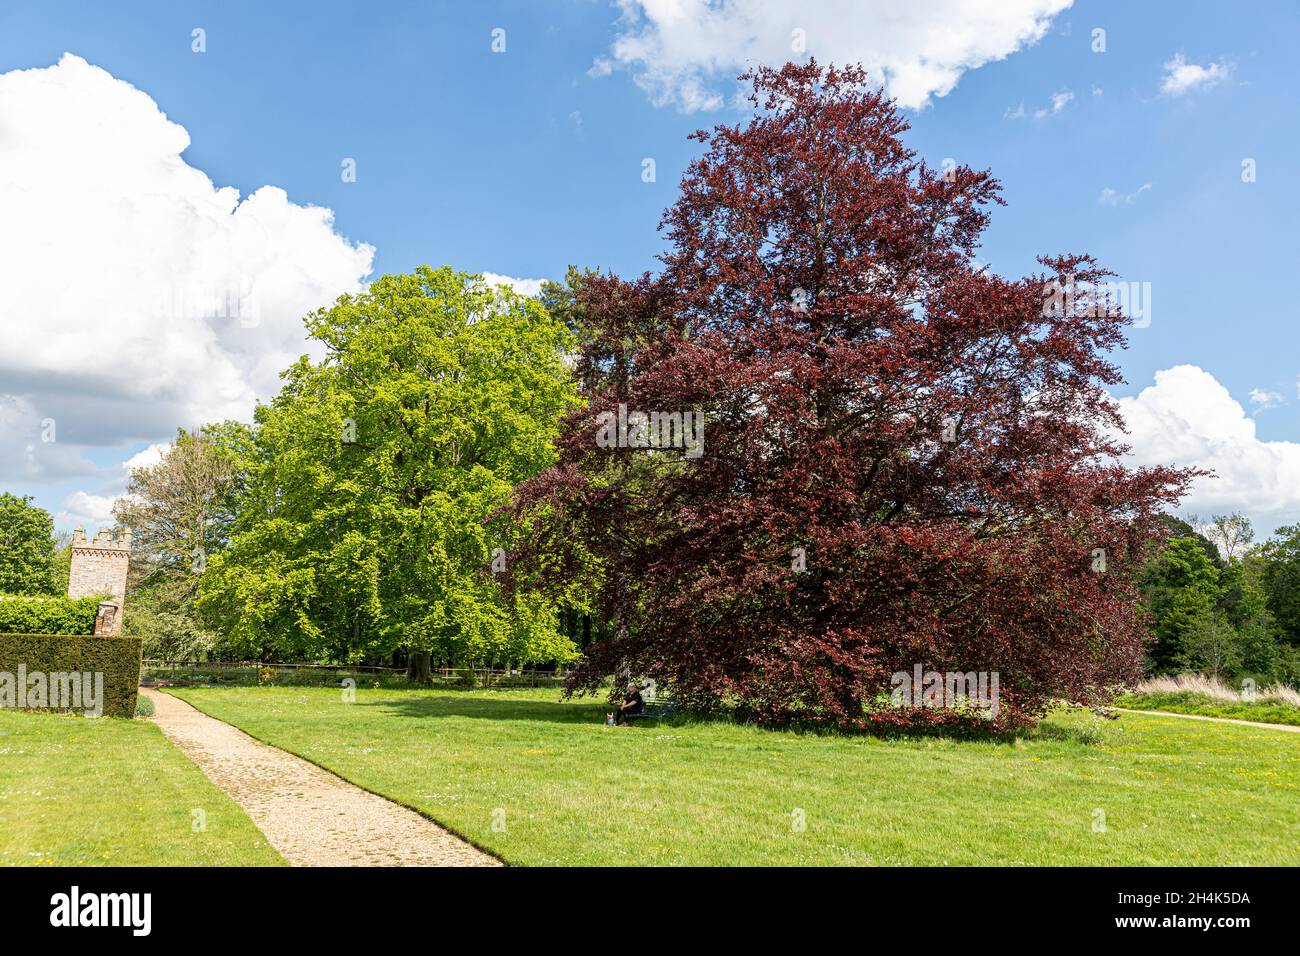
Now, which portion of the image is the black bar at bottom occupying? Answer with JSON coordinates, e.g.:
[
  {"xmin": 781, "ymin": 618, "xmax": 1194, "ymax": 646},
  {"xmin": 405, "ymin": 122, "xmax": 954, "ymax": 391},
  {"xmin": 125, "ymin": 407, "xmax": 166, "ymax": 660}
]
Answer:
[{"xmin": 0, "ymin": 866, "xmax": 1284, "ymax": 940}]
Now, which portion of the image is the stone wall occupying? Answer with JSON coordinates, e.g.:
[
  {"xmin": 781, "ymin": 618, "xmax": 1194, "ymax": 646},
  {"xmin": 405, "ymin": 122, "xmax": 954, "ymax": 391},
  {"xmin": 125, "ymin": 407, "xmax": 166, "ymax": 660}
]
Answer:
[{"xmin": 67, "ymin": 527, "xmax": 131, "ymax": 636}]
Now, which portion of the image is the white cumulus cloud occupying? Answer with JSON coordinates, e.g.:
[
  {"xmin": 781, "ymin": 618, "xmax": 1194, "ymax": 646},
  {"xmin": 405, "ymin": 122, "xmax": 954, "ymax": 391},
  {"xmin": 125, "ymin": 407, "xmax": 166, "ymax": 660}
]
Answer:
[
  {"xmin": 594, "ymin": 0, "xmax": 1073, "ymax": 112},
  {"xmin": 0, "ymin": 54, "xmax": 374, "ymax": 484},
  {"xmin": 121, "ymin": 443, "xmax": 171, "ymax": 473},
  {"xmin": 479, "ymin": 272, "xmax": 548, "ymax": 298},
  {"xmin": 1160, "ymin": 53, "xmax": 1231, "ymax": 96},
  {"xmin": 55, "ymin": 491, "xmax": 117, "ymax": 533},
  {"xmin": 1116, "ymin": 365, "xmax": 1300, "ymax": 534}
]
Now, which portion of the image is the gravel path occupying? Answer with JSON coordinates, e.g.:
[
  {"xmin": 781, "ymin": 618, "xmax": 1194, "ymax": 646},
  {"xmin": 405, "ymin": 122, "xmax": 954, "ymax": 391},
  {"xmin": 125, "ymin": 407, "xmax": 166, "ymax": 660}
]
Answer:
[
  {"xmin": 141, "ymin": 688, "xmax": 501, "ymax": 867},
  {"xmin": 1113, "ymin": 706, "xmax": 1300, "ymax": 733}
]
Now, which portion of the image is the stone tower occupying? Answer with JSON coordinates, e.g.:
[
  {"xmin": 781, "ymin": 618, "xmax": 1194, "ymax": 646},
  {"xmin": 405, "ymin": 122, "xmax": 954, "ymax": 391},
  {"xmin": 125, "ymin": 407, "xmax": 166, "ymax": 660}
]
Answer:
[{"xmin": 67, "ymin": 527, "xmax": 132, "ymax": 636}]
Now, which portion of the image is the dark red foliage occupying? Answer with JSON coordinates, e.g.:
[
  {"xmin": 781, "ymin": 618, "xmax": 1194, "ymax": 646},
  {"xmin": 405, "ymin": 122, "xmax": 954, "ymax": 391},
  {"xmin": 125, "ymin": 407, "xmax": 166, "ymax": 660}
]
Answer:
[{"xmin": 507, "ymin": 62, "xmax": 1198, "ymax": 728}]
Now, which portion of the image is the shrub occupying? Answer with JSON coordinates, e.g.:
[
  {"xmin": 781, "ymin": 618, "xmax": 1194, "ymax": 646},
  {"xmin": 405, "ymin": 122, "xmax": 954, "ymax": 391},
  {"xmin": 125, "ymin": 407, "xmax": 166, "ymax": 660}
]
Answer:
[
  {"xmin": 0, "ymin": 594, "xmax": 101, "ymax": 635},
  {"xmin": 122, "ymin": 574, "xmax": 225, "ymax": 659},
  {"xmin": 134, "ymin": 694, "xmax": 155, "ymax": 718},
  {"xmin": 0, "ymin": 632, "xmax": 143, "ymax": 717}
]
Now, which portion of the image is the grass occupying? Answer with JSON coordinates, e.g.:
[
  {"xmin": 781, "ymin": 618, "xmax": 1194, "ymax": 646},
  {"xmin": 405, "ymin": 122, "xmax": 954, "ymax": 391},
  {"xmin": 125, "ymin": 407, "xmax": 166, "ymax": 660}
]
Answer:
[
  {"xmin": 0, "ymin": 709, "xmax": 285, "ymax": 866},
  {"xmin": 1115, "ymin": 692, "xmax": 1300, "ymax": 727},
  {"xmin": 168, "ymin": 685, "xmax": 1300, "ymax": 867}
]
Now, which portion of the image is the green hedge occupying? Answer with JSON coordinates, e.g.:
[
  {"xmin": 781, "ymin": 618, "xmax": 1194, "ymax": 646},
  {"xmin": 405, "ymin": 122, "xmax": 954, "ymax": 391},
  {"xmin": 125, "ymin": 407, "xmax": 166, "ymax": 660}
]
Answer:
[
  {"xmin": 0, "ymin": 595, "xmax": 101, "ymax": 635},
  {"xmin": 0, "ymin": 633, "xmax": 143, "ymax": 718}
]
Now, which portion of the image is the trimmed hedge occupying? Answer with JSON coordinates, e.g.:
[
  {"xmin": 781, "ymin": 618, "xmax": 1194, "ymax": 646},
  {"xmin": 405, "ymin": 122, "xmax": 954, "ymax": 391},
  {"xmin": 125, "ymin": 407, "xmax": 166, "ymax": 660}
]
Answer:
[
  {"xmin": 0, "ymin": 595, "xmax": 101, "ymax": 635},
  {"xmin": 0, "ymin": 633, "xmax": 143, "ymax": 718}
]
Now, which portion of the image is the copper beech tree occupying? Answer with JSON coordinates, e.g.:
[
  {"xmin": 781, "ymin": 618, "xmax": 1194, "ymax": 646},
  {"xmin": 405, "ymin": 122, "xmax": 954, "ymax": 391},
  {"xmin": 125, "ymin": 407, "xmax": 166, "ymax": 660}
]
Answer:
[{"xmin": 507, "ymin": 62, "xmax": 1197, "ymax": 729}]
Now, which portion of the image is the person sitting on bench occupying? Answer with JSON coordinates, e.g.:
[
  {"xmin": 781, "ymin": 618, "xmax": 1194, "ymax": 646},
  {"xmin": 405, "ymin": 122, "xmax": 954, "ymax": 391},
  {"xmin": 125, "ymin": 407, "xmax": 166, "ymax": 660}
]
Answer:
[{"xmin": 614, "ymin": 682, "xmax": 644, "ymax": 724}]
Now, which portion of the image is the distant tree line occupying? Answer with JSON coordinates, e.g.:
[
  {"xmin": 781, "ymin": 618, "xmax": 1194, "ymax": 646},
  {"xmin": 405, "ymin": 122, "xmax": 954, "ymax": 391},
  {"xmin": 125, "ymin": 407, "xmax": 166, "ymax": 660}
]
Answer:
[{"xmin": 1140, "ymin": 514, "xmax": 1300, "ymax": 686}]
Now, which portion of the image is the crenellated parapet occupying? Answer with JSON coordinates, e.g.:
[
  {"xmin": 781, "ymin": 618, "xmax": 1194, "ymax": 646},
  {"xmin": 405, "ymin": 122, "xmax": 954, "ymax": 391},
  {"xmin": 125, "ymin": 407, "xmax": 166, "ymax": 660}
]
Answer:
[{"xmin": 70, "ymin": 527, "xmax": 132, "ymax": 552}]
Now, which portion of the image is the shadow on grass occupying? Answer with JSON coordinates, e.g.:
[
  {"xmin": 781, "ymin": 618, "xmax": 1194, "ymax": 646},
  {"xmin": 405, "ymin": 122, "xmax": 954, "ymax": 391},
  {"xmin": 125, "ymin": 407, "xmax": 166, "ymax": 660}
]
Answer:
[
  {"xmin": 355, "ymin": 691, "xmax": 606, "ymax": 727},
  {"xmin": 354, "ymin": 690, "xmax": 738, "ymax": 734},
  {"xmin": 350, "ymin": 691, "xmax": 1109, "ymax": 746}
]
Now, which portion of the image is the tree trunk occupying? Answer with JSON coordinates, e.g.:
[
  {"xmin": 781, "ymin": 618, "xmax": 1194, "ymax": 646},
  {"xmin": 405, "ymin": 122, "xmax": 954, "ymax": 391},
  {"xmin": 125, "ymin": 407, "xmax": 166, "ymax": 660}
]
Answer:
[
  {"xmin": 614, "ymin": 565, "xmax": 632, "ymax": 683},
  {"xmin": 406, "ymin": 650, "xmax": 432, "ymax": 684}
]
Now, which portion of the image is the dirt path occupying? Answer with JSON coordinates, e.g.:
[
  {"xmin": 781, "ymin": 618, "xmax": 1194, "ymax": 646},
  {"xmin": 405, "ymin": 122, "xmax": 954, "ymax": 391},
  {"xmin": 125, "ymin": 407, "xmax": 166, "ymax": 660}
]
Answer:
[
  {"xmin": 1113, "ymin": 706, "xmax": 1300, "ymax": 733},
  {"xmin": 140, "ymin": 688, "xmax": 500, "ymax": 867}
]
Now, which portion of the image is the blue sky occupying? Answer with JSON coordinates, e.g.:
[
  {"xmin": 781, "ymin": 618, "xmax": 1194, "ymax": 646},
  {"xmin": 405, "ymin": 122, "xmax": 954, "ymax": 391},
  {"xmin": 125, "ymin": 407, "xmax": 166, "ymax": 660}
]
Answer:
[{"xmin": 1, "ymin": 0, "xmax": 1297, "ymax": 535}]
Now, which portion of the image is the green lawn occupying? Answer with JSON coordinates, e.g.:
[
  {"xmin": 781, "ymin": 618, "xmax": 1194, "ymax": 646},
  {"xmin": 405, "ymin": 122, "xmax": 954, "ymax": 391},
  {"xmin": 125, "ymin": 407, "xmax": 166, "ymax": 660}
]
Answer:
[
  {"xmin": 1115, "ymin": 691, "xmax": 1300, "ymax": 727},
  {"xmin": 0, "ymin": 709, "xmax": 284, "ymax": 866},
  {"xmin": 169, "ymin": 685, "xmax": 1300, "ymax": 866}
]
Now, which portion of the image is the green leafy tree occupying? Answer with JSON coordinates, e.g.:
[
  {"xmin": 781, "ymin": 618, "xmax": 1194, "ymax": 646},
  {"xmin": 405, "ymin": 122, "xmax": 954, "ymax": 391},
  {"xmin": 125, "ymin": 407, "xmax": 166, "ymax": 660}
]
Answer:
[
  {"xmin": 198, "ymin": 267, "xmax": 582, "ymax": 676},
  {"xmin": 1141, "ymin": 515, "xmax": 1288, "ymax": 682},
  {"xmin": 1217, "ymin": 557, "xmax": 1278, "ymax": 676},
  {"xmin": 1217, "ymin": 556, "xmax": 1266, "ymax": 628},
  {"xmin": 1232, "ymin": 609, "xmax": 1279, "ymax": 678},
  {"xmin": 0, "ymin": 493, "xmax": 60, "ymax": 595},
  {"xmin": 1258, "ymin": 524, "xmax": 1300, "ymax": 646},
  {"xmin": 1179, "ymin": 611, "xmax": 1240, "ymax": 679},
  {"xmin": 50, "ymin": 531, "xmax": 73, "ymax": 595},
  {"xmin": 1139, "ymin": 535, "xmax": 1222, "ymax": 672},
  {"xmin": 1155, "ymin": 514, "xmax": 1221, "ymax": 567}
]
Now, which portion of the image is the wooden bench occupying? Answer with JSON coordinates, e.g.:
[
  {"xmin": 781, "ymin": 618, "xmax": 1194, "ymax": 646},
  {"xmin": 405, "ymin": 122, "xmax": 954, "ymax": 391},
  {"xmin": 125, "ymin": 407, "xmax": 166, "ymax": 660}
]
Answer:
[{"xmin": 626, "ymin": 694, "xmax": 678, "ymax": 721}]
